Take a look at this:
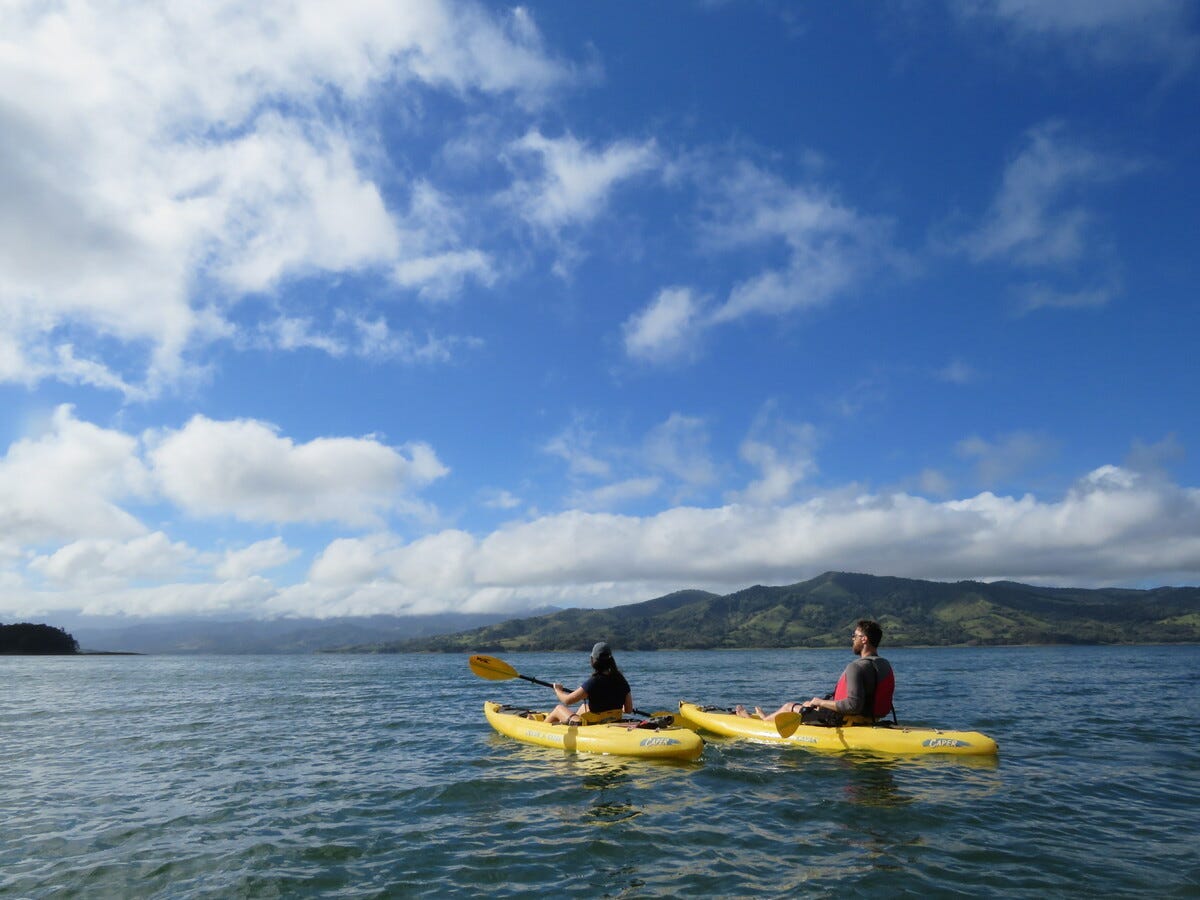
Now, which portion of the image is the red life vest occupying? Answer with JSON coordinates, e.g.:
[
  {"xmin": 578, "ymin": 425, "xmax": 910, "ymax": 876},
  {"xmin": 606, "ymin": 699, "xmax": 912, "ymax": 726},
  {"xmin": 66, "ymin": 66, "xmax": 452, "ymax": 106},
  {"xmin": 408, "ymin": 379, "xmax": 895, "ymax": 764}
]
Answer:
[{"xmin": 832, "ymin": 658, "xmax": 895, "ymax": 718}]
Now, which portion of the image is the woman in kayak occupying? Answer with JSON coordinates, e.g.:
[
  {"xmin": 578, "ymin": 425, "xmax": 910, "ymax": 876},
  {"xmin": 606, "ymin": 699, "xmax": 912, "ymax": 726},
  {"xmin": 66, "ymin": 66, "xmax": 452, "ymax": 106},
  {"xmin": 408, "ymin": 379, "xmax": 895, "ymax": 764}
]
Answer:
[{"xmin": 544, "ymin": 642, "xmax": 634, "ymax": 725}]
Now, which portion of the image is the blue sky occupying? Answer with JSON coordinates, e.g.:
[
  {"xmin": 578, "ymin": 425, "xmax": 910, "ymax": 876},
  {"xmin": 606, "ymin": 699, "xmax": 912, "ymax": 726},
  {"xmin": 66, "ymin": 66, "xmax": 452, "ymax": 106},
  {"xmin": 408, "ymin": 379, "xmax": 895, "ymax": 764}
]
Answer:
[{"xmin": 1, "ymin": 1, "xmax": 1198, "ymax": 622}]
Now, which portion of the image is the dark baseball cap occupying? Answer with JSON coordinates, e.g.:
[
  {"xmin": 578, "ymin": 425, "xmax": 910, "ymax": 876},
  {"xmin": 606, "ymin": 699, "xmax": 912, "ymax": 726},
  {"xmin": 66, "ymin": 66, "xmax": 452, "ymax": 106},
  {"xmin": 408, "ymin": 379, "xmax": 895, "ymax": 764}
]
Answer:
[{"xmin": 590, "ymin": 641, "xmax": 612, "ymax": 661}]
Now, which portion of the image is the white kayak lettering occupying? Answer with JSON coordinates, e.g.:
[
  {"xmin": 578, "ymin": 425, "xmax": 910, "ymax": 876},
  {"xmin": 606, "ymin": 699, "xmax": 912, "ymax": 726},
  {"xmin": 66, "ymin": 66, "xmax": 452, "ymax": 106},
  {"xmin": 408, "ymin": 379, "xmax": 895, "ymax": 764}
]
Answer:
[{"xmin": 638, "ymin": 737, "xmax": 681, "ymax": 747}]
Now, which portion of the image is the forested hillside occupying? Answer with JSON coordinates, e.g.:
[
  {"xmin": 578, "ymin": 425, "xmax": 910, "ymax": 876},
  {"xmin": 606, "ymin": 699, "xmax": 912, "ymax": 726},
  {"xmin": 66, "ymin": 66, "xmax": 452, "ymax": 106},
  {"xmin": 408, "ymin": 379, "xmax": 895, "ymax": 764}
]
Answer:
[{"xmin": 356, "ymin": 573, "xmax": 1200, "ymax": 652}]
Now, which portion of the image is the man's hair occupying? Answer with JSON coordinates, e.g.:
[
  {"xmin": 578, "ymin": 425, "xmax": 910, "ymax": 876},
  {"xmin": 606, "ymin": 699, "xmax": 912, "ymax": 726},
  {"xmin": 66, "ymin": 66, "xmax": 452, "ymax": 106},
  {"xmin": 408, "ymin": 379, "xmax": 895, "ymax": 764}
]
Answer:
[{"xmin": 858, "ymin": 619, "xmax": 883, "ymax": 647}]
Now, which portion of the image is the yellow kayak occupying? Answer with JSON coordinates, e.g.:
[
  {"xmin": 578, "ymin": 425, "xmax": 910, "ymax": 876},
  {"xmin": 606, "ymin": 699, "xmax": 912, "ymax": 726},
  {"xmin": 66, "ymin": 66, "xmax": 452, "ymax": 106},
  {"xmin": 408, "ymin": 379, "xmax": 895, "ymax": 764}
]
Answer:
[
  {"xmin": 483, "ymin": 701, "xmax": 704, "ymax": 761},
  {"xmin": 678, "ymin": 701, "xmax": 998, "ymax": 757}
]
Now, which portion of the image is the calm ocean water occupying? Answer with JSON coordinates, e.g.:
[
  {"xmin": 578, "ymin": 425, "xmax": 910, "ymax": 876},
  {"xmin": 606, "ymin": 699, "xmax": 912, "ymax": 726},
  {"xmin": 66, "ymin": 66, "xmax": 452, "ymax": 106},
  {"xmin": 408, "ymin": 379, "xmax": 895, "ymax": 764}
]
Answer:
[{"xmin": 3, "ymin": 646, "xmax": 1198, "ymax": 898}]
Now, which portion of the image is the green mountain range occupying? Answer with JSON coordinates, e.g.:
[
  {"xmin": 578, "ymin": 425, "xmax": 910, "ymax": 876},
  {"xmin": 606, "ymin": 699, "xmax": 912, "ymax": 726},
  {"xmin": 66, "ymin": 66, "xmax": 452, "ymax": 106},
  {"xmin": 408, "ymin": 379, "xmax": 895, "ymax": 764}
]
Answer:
[{"xmin": 354, "ymin": 572, "xmax": 1200, "ymax": 652}]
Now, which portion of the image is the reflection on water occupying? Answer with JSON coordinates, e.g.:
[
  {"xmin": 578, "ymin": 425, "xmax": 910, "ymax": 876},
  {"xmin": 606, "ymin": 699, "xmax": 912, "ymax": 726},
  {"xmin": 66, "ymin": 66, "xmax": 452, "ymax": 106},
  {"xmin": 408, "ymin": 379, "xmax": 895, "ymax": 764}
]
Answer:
[{"xmin": 841, "ymin": 760, "xmax": 909, "ymax": 807}]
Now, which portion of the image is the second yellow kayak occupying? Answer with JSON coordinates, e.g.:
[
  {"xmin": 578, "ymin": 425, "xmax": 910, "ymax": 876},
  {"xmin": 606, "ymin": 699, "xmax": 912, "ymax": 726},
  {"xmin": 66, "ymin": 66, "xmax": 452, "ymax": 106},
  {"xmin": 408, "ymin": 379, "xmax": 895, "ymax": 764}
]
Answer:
[{"xmin": 678, "ymin": 701, "xmax": 998, "ymax": 756}]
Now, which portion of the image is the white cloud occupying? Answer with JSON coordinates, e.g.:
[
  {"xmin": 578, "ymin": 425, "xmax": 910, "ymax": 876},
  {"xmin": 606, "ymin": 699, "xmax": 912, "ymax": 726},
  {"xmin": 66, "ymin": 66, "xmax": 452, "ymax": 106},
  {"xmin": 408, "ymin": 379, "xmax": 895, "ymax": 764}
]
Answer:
[
  {"xmin": 965, "ymin": 124, "xmax": 1133, "ymax": 268},
  {"xmin": 1125, "ymin": 434, "xmax": 1185, "ymax": 478},
  {"xmin": 67, "ymin": 577, "xmax": 282, "ymax": 619},
  {"xmin": 29, "ymin": 532, "xmax": 194, "ymax": 589},
  {"xmin": 623, "ymin": 162, "xmax": 892, "ymax": 366},
  {"xmin": 392, "ymin": 250, "xmax": 496, "ymax": 300},
  {"xmin": 543, "ymin": 422, "xmax": 612, "ymax": 479},
  {"xmin": 506, "ymin": 130, "xmax": 659, "ymax": 231},
  {"xmin": 623, "ymin": 287, "xmax": 706, "ymax": 363},
  {"xmin": 570, "ymin": 477, "xmax": 663, "ymax": 511},
  {"xmin": 205, "ymin": 117, "xmax": 403, "ymax": 294},
  {"xmin": 147, "ymin": 415, "xmax": 449, "ymax": 526},
  {"xmin": 1016, "ymin": 281, "xmax": 1117, "ymax": 312},
  {"xmin": 918, "ymin": 469, "xmax": 954, "ymax": 497},
  {"xmin": 481, "ymin": 489, "xmax": 523, "ymax": 510},
  {"xmin": 732, "ymin": 422, "xmax": 820, "ymax": 506},
  {"xmin": 2, "ymin": 454, "xmax": 1199, "ymax": 620},
  {"xmin": 376, "ymin": 464, "xmax": 1198, "ymax": 603},
  {"xmin": 937, "ymin": 359, "xmax": 978, "ymax": 384},
  {"xmin": 215, "ymin": 537, "xmax": 299, "ymax": 580},
  {"xmin": 957, "ymin": 431, "xmax": 1058, "ymax": 486},
  {"xmin": 703, "ymin": 164, "xmax": 888, "ymax": 323},
  {"xmin": 0, "ymin": 405, "xmax": 151, "ymax": 546},
  {"xmin": 309, "ymin": 534, "xmax": 400, "ymax": 586},
  {"xmin": 0, "ymin": 0, "xmax": 570, "ymax": 394},
  {"xmin": 964, "ymin": 0, "xmax": 1199, "ymax": 72},
  {"xmin": 643, "ymin": 414, "xmax": 717, "ymax": 490}
]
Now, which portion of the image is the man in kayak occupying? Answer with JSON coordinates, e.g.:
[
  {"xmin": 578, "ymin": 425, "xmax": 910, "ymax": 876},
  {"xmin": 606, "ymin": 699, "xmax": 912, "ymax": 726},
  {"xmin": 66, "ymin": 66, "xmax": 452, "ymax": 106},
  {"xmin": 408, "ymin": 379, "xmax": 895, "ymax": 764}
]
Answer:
[
  {"xmin": 737, "ymin": 619, "xmax": 895, "ymax": 724},
  {"xmin": 543, "ymin": 641, "xmax": 634, "ymax": 725}
]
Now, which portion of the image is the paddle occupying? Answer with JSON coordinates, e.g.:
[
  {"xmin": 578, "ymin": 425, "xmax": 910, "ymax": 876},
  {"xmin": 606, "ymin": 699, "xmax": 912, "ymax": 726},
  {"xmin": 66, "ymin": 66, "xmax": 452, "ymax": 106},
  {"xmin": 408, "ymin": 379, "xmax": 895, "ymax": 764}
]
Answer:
[
  {"xmin": 772, "ymin": 710, "xmax": 802, "ymax": 738},
  {"xmin": 468, "ymin": 654, "xmax": 681, "ymax": 724},
  {"xmin": 728, "ymin": 703, "xmax": 802, "ymax": 738}
]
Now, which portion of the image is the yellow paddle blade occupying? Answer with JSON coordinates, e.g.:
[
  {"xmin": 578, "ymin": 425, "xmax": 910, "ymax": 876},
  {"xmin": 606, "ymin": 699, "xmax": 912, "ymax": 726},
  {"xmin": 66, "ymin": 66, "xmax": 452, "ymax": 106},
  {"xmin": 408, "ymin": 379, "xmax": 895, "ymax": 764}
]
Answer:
[
  {"xmin": 774, "ymin": 711, "xmax": 801, "ymax": 738},
  {"xmin": 468, "ymin": 654, "xmax": 519, "ymax": 681}
]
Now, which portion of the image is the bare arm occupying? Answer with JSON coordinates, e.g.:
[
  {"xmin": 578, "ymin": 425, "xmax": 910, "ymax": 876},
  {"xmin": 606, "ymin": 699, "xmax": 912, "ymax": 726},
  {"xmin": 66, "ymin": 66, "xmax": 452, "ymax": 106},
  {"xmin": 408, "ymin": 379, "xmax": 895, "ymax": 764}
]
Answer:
[{"xmin": 553, "ymin": 683, "xmax": 587, "ymax": 705}]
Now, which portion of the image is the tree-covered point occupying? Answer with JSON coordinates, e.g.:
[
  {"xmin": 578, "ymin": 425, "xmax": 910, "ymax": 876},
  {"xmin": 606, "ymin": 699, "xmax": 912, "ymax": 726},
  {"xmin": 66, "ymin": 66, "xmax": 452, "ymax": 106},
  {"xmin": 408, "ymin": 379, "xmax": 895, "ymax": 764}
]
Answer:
[{"xmin": 0, "ymin": 623, "xmax": 80, "ymax": 654}]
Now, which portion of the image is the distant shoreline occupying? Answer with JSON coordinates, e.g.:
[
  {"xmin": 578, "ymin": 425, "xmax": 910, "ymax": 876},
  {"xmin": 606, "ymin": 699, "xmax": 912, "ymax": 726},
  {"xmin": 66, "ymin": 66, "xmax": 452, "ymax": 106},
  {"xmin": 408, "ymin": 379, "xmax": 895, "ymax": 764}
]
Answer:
[{"xmin": 0, "ymin": 650, "xmax": 143, "ymax": 656}]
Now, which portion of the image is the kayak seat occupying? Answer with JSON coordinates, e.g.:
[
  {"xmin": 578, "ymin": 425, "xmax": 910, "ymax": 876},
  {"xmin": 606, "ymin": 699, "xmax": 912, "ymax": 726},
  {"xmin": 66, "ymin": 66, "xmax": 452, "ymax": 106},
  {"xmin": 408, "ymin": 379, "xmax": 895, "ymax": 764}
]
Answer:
[{"xmin": 578, "ymin": 709, "xmax": 623, "ymax": 725}]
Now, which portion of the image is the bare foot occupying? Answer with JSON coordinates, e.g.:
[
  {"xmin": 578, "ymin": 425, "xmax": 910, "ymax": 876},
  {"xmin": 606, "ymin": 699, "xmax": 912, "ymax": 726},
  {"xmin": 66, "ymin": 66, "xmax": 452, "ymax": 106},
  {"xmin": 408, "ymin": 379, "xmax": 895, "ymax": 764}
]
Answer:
[
  {"xmin": 754, "ymin": 707, "xmax": 767, "ymax": 719},
  {"xmin": 734, "ymin": 705, "xmax": 750, "ymax": 717}
]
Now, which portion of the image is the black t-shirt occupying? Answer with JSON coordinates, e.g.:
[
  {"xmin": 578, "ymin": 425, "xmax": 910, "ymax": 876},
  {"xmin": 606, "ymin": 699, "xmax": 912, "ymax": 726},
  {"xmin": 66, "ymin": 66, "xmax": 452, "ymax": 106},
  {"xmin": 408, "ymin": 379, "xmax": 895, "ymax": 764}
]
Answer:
[{"xmin": 581, "ymin": 671, "xmax": 631, "ymax": 713}]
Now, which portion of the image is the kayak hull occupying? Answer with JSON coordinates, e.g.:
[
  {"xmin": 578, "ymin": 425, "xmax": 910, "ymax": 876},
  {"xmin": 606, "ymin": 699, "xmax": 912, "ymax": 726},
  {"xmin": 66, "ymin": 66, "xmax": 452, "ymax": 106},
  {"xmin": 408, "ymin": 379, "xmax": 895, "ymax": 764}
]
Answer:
[
  {"xmin": 484, "ymin": 701, "xmax": 704, "ymax": 761},
  {"xmin": 678, "ymin": 701, "xmax": 998, "ymax": 756}
]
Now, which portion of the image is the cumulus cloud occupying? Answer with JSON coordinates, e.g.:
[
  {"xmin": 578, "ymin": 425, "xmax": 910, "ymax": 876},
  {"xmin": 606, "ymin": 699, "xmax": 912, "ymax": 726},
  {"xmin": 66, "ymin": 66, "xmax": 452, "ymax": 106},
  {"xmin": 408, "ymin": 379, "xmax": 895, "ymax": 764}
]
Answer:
[
  {"xmin": 274, "ymin": 464, "xmax": 1200, "ymax": 616},
  {"xmin": 216, "ymin": 537, "xmax": 300, "ymax": 581},
  {"xmin": 29, "ymin": 532, "xmax": 194, "ymax": 589},
  {"xmin": 2, "ymin": 444, "xmax": 1199, "ymax": 620},
  {"xmin": 0, "ymin": 0, "xmax": 569, "ymax": 394},
  {"xmin": 0, "ymin": 406, "xmax": 150, "ymax": 547},
  {"xmin": 148, "ymin": 415, "xmax": 449, "ymax": 527}
]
